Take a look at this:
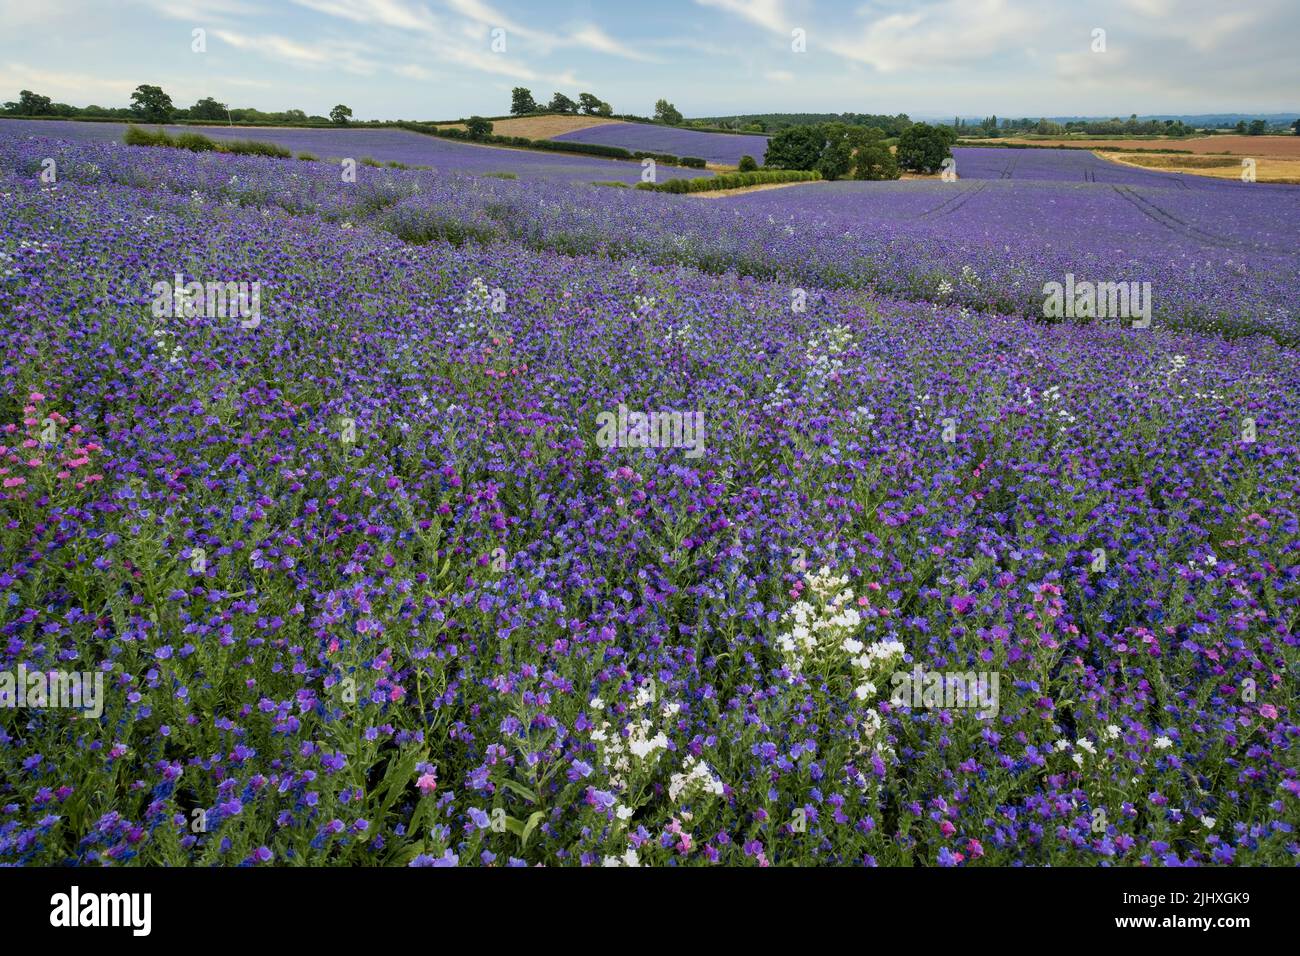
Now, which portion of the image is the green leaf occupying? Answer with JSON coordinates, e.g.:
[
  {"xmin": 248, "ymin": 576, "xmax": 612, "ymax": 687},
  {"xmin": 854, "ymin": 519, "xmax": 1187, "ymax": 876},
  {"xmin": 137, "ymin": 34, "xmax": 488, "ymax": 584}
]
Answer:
[
  {"xmin": 520, "ymin": 810, "xmax": 546, "ymax": 849},
  {"xmin": 498, "ymin": 777, "xmax": 538, "ymax": 804}
]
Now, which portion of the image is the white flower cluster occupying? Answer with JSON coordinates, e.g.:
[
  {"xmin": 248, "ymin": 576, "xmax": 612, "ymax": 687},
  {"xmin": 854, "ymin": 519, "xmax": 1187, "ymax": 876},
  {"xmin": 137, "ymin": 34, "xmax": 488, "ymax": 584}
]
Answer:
[
  {"xmin": 589, "ymin": 686, "xmax": 669, "ymax": 790},
  {"xmin": 632, "ymin": 294, "xmax": 657, "ymax": 315},
  {"xmin": 601, "ymin": 847, "xmax": 641, "ymax": 867},
  {"xmin": 805, "ymin": 324, "xmax": 854, "ymax": 389},
  {"xmin": 668, "ymin": 755, "xmax": 724, "ymax": 804},
  {"xmin": 776, "ymin": 567, "xmax": 904, "ymax": 698}
]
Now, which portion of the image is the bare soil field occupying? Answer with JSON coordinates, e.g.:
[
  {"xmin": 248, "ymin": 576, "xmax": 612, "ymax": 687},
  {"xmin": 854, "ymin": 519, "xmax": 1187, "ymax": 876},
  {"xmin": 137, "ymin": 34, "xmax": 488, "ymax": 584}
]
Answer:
[{"xmin": 437, "ymin": 115, "xmax": 624, "ymax": 138}]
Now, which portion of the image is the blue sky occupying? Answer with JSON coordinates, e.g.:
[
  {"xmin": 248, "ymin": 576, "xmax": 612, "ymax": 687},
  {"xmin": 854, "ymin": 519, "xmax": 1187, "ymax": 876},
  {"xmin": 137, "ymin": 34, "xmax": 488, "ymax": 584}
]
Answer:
[{"xmin": 2, "ymin": 0, "xmax": 1296, "ymax": 120}]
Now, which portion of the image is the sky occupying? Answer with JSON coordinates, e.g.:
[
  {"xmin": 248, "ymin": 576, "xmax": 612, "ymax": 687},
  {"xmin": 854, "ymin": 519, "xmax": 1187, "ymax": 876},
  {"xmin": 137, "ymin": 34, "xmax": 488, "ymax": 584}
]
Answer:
[{"xmin": 1, "ymin": 0, "xmax": 1296, "ymax": 120}]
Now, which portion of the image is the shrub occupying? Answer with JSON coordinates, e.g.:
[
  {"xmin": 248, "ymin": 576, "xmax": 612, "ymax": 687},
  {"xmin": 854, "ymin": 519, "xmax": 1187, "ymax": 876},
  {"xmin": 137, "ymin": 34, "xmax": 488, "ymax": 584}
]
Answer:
[
  {"xmin": 219, "ymin": 139, "xmax": 293, "ymax": 158},
  {"xmin": 123, "ymin": 125, "xmax": 169, "ymax": 147},
  {"xmin": 639, "ymin": 169, "xmax": 821, "ymax": 194},
  {"xmin": 738, "ymin": 155, "xmax": 759, "ymax": 172},
  {"xmin": 465, "ymin": 115, "xmax": 494, "ymax": 140},
  {"xmin": 174, "ymin": 132, "xmax": 217, "ymax": 152},
  {"xmin": 482, "ymin": 172, "xmax": 518, "ymax": 180},
  {"xmin": 680, "ymin": 157, "xmax": 708, "ymax": 169},
  {"xmin": 297, "ymin": 152, "xmax": 318, "ymax": 161}
]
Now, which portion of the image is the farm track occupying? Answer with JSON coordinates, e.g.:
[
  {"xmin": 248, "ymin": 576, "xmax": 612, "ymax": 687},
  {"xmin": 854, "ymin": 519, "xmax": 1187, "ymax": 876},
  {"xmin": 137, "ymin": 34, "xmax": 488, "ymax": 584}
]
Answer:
[
  {"xmin": 916, "ymin": 181, "xmax": 988, "ymax": 219},
  {"xmin": 1111, "ymin": 184, "xmax": 1286, "ymax": 254}
]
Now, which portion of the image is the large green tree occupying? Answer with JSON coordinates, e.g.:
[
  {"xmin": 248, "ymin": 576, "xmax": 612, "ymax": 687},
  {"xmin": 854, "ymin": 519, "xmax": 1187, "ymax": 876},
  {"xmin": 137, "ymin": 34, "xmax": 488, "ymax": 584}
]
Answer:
[
  {"xmin": 190, "ymin": 97, "xmax": 227, "ymax": 121},
  {"xmin": 510, "ymin": 87, "xmax": 538, "ymax": 115},
  {"xmin": 896, "ymin": 122, "xmax": 952, "ymax": 174},
  {"xmin": 130, "ymin": 84, "xmax": 174, "ymax": 123},
  {"xmin": 330, "ymin": 104, "xmax": 353, "ymax": 125},
  {"xmin": 654, "ymin": 99, "xmax": 683, "ymax": 125},
  {"xmin": 763, "ymin": 125, "xmax": 826, "ymax": 170},
  {"xmin": 16, "ymin": 90, "xmax": 55, "ymax": 115},
  {"xmin": 548, "ymin": 92, "xmax": 577, "ymax": 113}
]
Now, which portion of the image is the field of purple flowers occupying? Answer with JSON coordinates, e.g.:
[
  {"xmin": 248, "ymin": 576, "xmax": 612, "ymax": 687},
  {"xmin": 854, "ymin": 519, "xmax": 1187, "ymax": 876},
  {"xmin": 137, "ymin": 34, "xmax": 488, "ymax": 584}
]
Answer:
[
  {"xmin": 0, "ymin": 127, "xmax": 1297, "ymax": 867},
  {"xmin": 0, "ymin": 119, "xmax": 711, "ymax": 185},
  {"xmin": 553, "ymin": 121, "xmax": 770, "ymax": 166}
]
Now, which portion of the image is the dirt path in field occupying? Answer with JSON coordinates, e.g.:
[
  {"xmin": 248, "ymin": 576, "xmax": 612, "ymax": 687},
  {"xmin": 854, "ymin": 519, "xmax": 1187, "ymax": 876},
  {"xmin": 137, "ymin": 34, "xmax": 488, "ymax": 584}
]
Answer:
[{"xmin": 688, "ymin": 180, "xmax": 829, "ymax": 198}]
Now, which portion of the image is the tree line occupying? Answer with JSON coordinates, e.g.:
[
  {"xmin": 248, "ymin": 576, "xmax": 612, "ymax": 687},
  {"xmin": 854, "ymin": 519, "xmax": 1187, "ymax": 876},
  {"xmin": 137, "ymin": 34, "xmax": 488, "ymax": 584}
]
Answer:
[
  {"xmin": 3, "ymin": 86, "xmax": 355, "ymax": 126},
  {"xmin": 761, "ymin": 122, "xmax": 955, "ymax": 180}
]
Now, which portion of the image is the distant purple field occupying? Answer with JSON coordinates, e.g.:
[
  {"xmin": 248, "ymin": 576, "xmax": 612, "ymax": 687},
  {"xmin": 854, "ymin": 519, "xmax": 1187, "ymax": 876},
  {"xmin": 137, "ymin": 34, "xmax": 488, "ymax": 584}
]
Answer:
[
  {"xmin": 950, "ymin": 147, "xmax": 1200, "ymax": 186},
  {"xmin": 553, "ymin": 122, "xmax": 769, "ymax": 166},
  {"xmin": 0, "ymin": 119, "xmax": 711, "ymax": 184}
]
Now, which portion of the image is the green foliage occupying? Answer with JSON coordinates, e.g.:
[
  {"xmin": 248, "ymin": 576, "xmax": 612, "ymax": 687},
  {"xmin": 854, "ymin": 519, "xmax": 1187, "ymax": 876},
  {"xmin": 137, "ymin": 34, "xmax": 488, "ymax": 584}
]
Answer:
[
  {"xmin": 330, "ymin": 104, "xmax": 353, "ymax": 126},
  {"xmin": 738, "ymin": 155, "xmax": 759, "ymax": 172},
  {"xmin": 679, "ymin": 156, "xmax": 707, "ymax": 169},
  {"xmin": 638, "ymin": 169, "xmax": 822, "ymax": 193},
  {"xmin": 578, "ymin": 93, "xmax": 611, "ymax": 116},
  {"xmin": 15, "ymin": 90, "xmax": 55, "ymax": 115},
  {"xmin": 122, "ymin": 126, "xmax": 291, "ymax": 158},
  {"xmin": 174, "ymin": 131, "xmax": 217, "ymax": 152},
  {"xmin": 654, "ymin": 99, "xmax": 684, "ymax": 125},
  {"xmin": 549, "ymin": 93, "xmax": 578, "ymax": 113},
  {"xmin": 696, "ymin": 111, "xmax": 914, "ymax": 136},
  {"xmin": 763, "ymin": 125, "xmax": 826, "ymax": 170},
  {"xmin": 190, "ymin": 97, "xmax": 228, "ymax": 122},
  {"xmin": 850, "ymin": 128, "xmax": 899, "ymax": 181},
  {"xmin": 765, "ymin": 123, "xmax": 900, "ymax": 181},
  {"xmin": 464, "ymin": 115, "xmax": 494, "ymax": 140},
  {"xmin": 510, "ymin": 88, "xmax": 539, "ymax": 116},
  {"xmin": 130, "ymin": 84, "xmax": 174, "ymax": 123},
  {"xmin": 896, "ymin": 122, "xmax": 952, "ymax": 174}
]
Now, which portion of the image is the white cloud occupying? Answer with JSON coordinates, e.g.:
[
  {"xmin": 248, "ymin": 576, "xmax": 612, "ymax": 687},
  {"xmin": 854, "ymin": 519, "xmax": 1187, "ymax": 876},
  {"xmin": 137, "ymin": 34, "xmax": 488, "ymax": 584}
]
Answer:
[
  {"xmin": 826, "ymin": 0, "xmax": 1036, "ymax": 72},
  {"xmin": 213, "ymin": 29, "xmax": 377, "ymax": 74},
  {"xmin": 694, "ymin": 0, "xmax": 789, "ymax": 34}
]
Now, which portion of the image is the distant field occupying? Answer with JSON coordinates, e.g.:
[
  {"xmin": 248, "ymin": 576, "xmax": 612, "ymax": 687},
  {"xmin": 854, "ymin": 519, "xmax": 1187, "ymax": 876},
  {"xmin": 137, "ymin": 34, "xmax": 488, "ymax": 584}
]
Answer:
[
  {"xmin": 436, "ymin": 114, "xmax": 623, "ymax": 138},
  {"xmin": 552, "ymin": 122, "xmax": 770, "ymax": 166},
  {"xmin": 992, "ymin": 134, "xmax": 1300, "ymax": 158},
  {"xmin": 0, "ymin": 118, "xmax": 713, "ymax": 184}
]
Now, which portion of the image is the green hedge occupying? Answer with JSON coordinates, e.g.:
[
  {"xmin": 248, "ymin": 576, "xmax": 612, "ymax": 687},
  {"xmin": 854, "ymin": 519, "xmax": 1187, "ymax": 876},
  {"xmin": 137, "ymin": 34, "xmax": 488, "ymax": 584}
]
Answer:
[
  {"xmin": 636, "ymin": 169, "xmax": 821, "ymax": 194},
  {"xmin": 122, "ymin": 125, "xmax": 292, "ymax": 158}
]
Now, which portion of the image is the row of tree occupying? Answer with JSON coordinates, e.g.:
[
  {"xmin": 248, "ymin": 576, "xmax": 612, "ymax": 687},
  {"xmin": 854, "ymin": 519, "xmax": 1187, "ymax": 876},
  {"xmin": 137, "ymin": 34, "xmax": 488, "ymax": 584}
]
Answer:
[
  {"xmin": 691, "ymin": 113, "xmax": 915, "ymax": 136},
  {"xmin": 761, "ymin": 122, "xmax": 955, "ymax": 180},
  {"xmin": 507, "ymin": 89, "xmax": 687, "ymax": 125},
  {"xmin": 950, "ymin": 114, "xmax": 1298, "ymax": 137},
  {"xmin": 510, "ymin": 88, "xmax": 612, "ymax": 117},
  {"xmin": 3, "ymin": 86, "xmax": 356, "ymax": 126}
]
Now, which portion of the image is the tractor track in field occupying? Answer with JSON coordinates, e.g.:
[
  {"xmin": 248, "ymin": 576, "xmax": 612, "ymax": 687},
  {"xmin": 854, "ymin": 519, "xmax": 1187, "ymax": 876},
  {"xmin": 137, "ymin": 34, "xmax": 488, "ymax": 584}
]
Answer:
[
  {"xmin": 1111, "ymin": 184, "xmax": 1286, "ymax": 254},
  {"xmin": 915, "ymin": 181, "xmax": 987, "ymax": 220}
]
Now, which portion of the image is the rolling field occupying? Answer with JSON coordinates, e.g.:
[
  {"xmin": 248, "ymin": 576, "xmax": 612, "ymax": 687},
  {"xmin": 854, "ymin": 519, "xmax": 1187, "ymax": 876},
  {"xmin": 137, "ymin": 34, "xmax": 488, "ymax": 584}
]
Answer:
[
  {"xmin": 552, "ymin": 121, "xmax": 770, "ymax": 166},
  {"xmin": 0, "ymin": 128, "xmax": 1297, "ymax": 869},
  {"xmin": 0, "ymin": 119, "xmax": 713, "ymax": 185}
]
